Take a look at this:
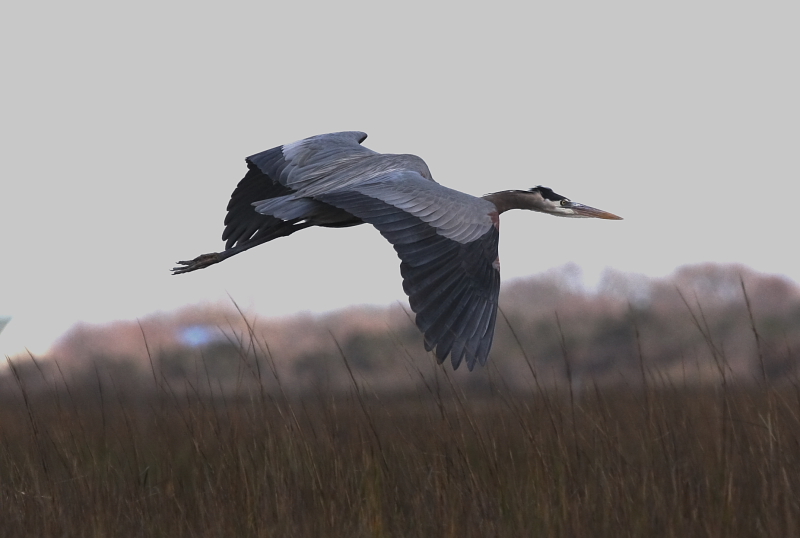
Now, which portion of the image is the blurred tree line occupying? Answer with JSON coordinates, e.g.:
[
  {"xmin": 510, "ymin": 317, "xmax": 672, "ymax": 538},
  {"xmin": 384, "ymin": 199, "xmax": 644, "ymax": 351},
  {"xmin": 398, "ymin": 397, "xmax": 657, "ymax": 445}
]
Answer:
[{"xmin": 4, "ymin": 263, "xmax": 799, "ymax": 398}]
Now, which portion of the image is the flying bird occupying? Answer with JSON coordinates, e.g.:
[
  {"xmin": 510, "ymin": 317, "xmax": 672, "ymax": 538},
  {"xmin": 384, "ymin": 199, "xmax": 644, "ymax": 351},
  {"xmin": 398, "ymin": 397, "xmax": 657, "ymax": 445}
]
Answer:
[{"xmin": 173, "ymin": 131, "xmax": 622, "ymax": 370}]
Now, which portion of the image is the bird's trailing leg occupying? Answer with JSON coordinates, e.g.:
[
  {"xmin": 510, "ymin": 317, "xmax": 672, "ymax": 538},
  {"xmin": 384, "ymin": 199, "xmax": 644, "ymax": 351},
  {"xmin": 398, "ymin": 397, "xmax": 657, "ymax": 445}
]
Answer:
[
  {"xmin": 172, "ymin": 219, "xmax": 315, "ymax": 275},
  {"xmin": 172, "ymin": 234, "xmax": 269, "ymax": 274},
  {"xmin": 172, "ymin": 239, "xmax": 263, "ymax": 274},
  {"xmin": 172, "ymin": 252, "xmax": 225, "ymax": 274}
]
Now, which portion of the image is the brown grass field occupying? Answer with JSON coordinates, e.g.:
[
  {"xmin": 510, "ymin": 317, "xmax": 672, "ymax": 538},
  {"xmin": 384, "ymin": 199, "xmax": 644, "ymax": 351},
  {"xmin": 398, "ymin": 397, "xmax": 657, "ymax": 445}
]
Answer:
[{"xmin": 2, "ymin": 345, "xmax": 800, "ymax": 538}]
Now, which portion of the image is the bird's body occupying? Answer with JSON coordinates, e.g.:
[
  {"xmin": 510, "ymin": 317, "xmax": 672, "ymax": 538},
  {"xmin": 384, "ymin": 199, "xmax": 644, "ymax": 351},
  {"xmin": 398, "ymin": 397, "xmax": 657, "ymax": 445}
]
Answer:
[{"xmin": 174, "ymin": 131, "xmax": 621, "ymax": 370}]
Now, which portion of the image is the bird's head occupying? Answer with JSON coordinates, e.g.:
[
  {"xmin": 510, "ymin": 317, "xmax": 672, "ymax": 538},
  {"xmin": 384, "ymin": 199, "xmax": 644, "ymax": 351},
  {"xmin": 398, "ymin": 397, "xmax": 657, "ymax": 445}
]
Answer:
[
  {"xmin": 521, "ymin": 186, "xmax": 623, "ymax": 219},
  {"xmin": 483, "ymin": 187, "xmax": 623, "ymax": 218}
]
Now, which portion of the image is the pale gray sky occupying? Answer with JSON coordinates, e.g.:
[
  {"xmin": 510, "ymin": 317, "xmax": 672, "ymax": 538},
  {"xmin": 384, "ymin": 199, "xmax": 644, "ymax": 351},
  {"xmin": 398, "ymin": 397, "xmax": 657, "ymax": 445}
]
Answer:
[{"xmin": 2, "ymin": 1, "xmax": 798, "ymax": 356}]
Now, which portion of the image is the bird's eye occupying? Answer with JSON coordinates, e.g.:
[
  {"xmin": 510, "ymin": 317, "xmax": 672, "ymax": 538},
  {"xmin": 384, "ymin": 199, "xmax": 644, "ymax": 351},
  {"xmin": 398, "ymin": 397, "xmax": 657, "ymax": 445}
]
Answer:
[{"xmin": 560, "ymin": 199, "xmax": 570, "ymax": 207}]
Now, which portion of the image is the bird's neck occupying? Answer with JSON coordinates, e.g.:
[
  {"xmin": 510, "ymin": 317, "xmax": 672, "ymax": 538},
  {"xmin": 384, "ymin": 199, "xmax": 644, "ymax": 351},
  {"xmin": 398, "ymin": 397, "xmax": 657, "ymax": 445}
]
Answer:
[{"xmin": 483, "ymin": 190, "xmax": 548, "ymax": 214}]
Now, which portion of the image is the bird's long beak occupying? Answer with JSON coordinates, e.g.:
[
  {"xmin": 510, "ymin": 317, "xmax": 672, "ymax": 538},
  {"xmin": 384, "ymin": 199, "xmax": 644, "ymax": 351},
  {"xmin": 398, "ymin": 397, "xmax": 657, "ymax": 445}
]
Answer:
[{"xmin": 569, "ymin": 202, "xmax": 623, "ymax": 220}]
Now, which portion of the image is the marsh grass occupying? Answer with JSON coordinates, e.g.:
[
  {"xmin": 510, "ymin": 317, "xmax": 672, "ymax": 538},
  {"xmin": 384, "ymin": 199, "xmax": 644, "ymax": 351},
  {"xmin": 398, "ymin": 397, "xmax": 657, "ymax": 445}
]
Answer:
[{"xmin": 2, "ymin": 298, "xmax": 800, "ymax": 537}]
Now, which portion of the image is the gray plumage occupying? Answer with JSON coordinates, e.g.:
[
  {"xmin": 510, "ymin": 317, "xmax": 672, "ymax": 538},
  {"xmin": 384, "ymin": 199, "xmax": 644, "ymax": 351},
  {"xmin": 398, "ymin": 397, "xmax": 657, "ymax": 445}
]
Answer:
[{"xmin": 173, "ymin": 131, "xmax": 622, "ymax": 370}]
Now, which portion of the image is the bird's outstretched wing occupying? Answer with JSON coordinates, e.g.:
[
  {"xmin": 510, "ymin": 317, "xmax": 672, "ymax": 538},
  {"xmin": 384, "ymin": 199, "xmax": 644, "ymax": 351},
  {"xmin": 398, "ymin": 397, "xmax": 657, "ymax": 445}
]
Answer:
[
  {"xmin": 222, "ymin": 163, "xmax": 300, "ymax": 250},
  {"xmin": 317, "ymin": 171, "xmax": 501, "ymax": 370},
  {"xmin": 247, "ymin": 131, "xmax": 378, "ymax": 196},
  {"xmin": 223, "ymin": 131, "xmax": 372, "ymax": 250}
]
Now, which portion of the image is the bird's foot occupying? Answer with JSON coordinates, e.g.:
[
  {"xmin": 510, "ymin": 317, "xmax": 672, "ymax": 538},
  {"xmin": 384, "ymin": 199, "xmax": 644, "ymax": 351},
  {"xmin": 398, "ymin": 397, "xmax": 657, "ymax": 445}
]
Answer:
[{"xmin": 172, "ymin": 252, "xmax": 223, "ymax": 275}]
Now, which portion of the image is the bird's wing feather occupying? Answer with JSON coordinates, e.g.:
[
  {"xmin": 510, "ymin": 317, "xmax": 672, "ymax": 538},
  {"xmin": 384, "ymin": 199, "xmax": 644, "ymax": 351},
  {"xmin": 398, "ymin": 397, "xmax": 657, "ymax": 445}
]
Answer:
[
  {"xmin": 222, "ymin": 162, "xmax": 299, "ymax": 249},
  {"xmin": 246, "ymin": 131, "xmax": 382, "ymax": 196},
  {"xmin": 224, "ymin": 132, "xmax": 371, "ymax": 249},
  {"xmin": 316, "ymin": 171, "xmax": 500, "ymax": 370}
]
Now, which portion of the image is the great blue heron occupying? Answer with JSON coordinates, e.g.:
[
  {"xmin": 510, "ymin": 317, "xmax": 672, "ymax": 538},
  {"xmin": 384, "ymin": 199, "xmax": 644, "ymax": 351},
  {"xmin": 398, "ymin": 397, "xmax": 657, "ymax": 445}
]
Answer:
[{"xmin": 173, "ymin": 131, "xmax": 621, "ymax": 370}]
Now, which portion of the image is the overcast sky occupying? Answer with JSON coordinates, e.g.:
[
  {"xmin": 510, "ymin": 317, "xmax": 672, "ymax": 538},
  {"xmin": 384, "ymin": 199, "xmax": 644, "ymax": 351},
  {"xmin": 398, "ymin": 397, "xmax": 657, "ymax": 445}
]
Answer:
[{"xmin": 2, "ymin": 1, "xmax": 798, "ymax": 357}]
